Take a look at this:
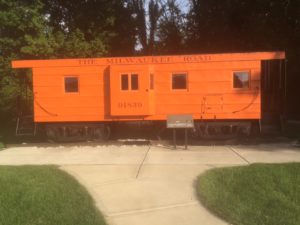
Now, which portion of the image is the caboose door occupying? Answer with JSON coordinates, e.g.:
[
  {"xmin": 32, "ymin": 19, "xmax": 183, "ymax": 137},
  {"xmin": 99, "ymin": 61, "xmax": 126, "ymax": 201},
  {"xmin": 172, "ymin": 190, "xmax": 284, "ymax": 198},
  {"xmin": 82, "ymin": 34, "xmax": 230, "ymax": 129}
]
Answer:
[{"xmin": 110, "ymin": 65, "xmax": 153, "ymax": 116}]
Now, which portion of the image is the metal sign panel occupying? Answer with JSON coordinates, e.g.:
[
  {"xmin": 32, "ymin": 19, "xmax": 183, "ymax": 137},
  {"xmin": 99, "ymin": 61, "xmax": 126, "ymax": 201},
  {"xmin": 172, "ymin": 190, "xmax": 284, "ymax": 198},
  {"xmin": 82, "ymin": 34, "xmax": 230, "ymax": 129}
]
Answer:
[{"xmin": 167, "ymin": 114, "xmax": 194, "ymax": 129}]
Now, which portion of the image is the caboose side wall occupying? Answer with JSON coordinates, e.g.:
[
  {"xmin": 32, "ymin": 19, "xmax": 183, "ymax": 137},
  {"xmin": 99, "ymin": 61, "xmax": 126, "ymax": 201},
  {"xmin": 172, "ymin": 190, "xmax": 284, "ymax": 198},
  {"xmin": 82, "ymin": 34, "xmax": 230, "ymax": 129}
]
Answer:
[
  {"xmin": 32, "ymin": 66, "xmax": 108, "ymax": 122},
  {"xmin": 30, "ymin": 59, "xmax": 261, "ymax": 122},
  {"xmin": 139, "ymin": 60, "xmax": 261, "ymax": 120}
]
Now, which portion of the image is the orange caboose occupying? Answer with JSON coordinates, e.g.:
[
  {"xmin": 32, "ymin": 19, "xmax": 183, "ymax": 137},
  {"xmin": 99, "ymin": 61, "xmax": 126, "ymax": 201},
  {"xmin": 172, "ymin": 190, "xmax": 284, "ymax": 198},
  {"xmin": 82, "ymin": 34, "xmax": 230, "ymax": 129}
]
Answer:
[{"xmin": 12, "ymin": 51, "xmax": 285, "ymax": 141}]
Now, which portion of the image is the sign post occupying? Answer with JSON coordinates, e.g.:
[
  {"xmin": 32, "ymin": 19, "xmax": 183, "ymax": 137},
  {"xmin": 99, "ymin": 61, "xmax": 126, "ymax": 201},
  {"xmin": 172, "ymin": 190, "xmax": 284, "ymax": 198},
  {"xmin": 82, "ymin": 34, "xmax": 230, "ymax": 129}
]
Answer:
[
  {"xmin": 167, "ymin": 114, "xmax": 194, "ymax": 149},
  {"xmin": 173, "ymin": 129, "xmax": 176, "ymax": 149}
]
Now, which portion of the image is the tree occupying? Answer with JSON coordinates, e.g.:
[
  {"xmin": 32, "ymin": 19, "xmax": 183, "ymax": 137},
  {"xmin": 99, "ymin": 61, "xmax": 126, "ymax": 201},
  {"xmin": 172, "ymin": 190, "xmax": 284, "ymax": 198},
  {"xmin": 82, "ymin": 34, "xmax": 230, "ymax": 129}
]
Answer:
[
  {"xmin": 0, "ymin": 0, "xmax": 48, "ymax": 132},
  {"xmin": 43, "ymin": 0, "xmax": 136, "ymax": 57},
  {"xmin": 186, "ymin": 0, "xmax": 300, "ymax": 53},
  {"xmin": 109, "ymin": 0, "xmax": 137, "ymax": 56},
  {"xmin": 130, "ymin": 0, "xmax": 164, "ymax": 54},
  {"xmin": 156, "ymin": 0, "xmax": 186, "ymax": 54}
]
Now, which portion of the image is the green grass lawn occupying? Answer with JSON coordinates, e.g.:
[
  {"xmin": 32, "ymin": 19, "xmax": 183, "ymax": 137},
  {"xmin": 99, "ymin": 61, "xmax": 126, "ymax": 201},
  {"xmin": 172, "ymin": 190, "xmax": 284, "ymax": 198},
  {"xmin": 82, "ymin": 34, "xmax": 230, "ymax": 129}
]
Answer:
[
  {"xmin": 0, "ymin": 166, "xmax": 107, "ymax": 225},
  {"xmin": 197, "ymin": 163, "xmax": 300, "ymax": 225}
]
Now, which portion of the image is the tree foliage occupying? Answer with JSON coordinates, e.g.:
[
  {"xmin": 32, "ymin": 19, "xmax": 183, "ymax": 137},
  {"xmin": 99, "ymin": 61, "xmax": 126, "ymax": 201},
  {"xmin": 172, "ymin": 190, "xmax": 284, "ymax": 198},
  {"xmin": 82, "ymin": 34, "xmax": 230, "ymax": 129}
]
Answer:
[
  {"xmin": 42, "ymin": 0, "xmax": 134, "ymax": 57},
  {"xmin": 0, "ymin": 0, "xmax": 47, "ymax": 129},
  {"xmin": 186, "ymin": 0, "xmax": 300, "ymax": 53},
  {"xmin": 129, "ymin": 0, "xmax": 186, "ymax": 54},
  {"xmin": 129, "ymin": 0, "xmax": 165, "ymax": 54},
  {"xmin": 156, "ymin": 0, "xmax": 185, "ymax": 54}
]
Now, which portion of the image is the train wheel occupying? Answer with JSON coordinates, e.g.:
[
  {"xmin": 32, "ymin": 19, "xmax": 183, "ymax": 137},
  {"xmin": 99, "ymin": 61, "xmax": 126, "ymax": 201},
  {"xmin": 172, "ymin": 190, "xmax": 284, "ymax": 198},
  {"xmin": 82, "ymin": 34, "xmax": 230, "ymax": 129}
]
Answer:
[
  {"xmin": 93, "ymin": 124, "xmax": 111, "ymax": 141},
  {"xmin": 196, "ymin": 122, "xmax": 251, "ymax": 140},
  {"xmin": 190, "ymin": 127, "xmax": 200, "ymax": 139},
  {"xmin": 217, "ymin": 125, "xmax": 237, "ymax": 139},
  {"xmin": 250, "ymin": 121, "xmax": 260, "ymax": 137},
  {"xmin": 46, "ymin": 126, "xmax": 59, "ymax": 142}
]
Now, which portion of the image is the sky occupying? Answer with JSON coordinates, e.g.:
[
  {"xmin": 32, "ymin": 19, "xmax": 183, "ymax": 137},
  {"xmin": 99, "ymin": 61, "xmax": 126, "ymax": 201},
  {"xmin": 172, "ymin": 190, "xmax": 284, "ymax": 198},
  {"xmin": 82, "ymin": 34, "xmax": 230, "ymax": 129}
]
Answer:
[
  {"xmin": 144, "ymin": 0, "xmax": 190, "ymax": 13},
  {"xmin": 176, "ymin": 0, "xmax": 190, "ymax": 13}
]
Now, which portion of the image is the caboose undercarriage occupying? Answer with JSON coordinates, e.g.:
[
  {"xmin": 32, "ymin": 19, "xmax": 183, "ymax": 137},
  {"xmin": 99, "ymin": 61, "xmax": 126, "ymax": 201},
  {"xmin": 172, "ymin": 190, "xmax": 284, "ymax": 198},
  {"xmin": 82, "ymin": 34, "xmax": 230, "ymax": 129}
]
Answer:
[
  {"xmin": 45, "ymin": 123, "xmax": 111, "ymax": 142},
  {"xmin": 192, "ymin": 121, "xmax": 253, "ymax": 139},
  {"xmin": 43, "ymin": 120, "xmax": 254, "ymax": 142}
]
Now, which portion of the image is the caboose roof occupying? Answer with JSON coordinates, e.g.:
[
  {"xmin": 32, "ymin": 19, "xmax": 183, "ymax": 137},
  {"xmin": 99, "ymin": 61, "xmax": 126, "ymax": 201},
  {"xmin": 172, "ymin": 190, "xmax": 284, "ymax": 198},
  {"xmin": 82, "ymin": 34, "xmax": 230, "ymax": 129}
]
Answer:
[{"xmin": 12, "ymin": 51, "xmax": 285, "ymax": 69}]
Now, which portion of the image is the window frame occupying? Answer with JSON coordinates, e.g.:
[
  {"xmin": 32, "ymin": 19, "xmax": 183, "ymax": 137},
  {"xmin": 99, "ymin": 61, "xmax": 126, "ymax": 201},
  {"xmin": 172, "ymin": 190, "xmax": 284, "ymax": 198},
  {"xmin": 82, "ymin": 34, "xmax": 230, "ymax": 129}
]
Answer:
[
  {"xmin": 120, "ymin": 73, "xmax": 139, "ymax": 91},
  {"xmin": 232, "ymin": 71, "xmax": 251, "ymax": 89},
  {"xmin": 171, "ymin": 72, "xmax": 188, "ymax": 90},
  {"xmin": 64, "ymin": 76, "xmax": 79, "ymax": 93}
]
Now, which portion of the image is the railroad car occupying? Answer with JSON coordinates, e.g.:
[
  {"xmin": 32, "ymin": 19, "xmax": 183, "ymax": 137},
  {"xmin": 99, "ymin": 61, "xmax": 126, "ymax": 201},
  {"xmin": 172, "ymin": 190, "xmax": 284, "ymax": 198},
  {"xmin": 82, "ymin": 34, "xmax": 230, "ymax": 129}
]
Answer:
[{"xmin": 12, "ymin": 51, "xmax": 286, "ymax": 141}]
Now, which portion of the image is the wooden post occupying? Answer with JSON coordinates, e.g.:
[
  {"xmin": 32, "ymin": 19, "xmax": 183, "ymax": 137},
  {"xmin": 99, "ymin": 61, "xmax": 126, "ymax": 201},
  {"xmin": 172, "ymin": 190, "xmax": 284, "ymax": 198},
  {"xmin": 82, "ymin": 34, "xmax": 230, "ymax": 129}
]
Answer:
[
  {"xmin": 173, "ymin": 128, "xmax": 176, "ymax": 149},
  {"xmin": 185, "ymin": 128, "xmax": 188, "ymax": 150}
]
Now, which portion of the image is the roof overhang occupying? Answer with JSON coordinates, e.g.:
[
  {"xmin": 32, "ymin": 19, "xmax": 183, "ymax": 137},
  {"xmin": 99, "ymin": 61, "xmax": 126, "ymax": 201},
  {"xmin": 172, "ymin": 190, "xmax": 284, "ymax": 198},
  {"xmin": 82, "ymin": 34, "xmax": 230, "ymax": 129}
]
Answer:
[{"xmin": 12, "ymin": 51, "xmax": 286, "ymax": 69}]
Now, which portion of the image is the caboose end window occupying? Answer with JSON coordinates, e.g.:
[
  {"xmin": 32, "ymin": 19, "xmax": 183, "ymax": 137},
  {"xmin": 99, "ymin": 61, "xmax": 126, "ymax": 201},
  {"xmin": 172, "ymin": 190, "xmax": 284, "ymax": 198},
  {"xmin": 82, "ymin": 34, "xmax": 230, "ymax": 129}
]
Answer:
[
  {"xmin": 233, "ymin": 72, "xmax": 250, "ymax": 89},
  {"xmin": 65, "ymin": 77, "xmax": 79, "ymax": 93},
  {"xmin": 172, "ymin": 73, "xmax": 187, "ymax": 90}
]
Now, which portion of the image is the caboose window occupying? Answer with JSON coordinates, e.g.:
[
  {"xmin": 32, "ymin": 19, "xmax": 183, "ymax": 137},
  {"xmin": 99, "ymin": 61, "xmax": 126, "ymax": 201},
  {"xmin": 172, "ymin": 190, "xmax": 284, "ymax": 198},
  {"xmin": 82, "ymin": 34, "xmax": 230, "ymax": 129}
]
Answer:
[
  {"xmin": 65, "ymin": 77, "xmax": 79, "ymax": 93},
  {"xmin": 172, "ymin": 73, "xmax": 187, "ymax": 90},
  {"xmin": 233, "ymin": 72, "xmax": 250, "ymax": 88},
  {"xmin": 131, "ymin": 74, "xmax": 139, "ymax": 90},
  {"xmin": 121, "ymin": 74, "xmax": 129, "ymax": 90}
]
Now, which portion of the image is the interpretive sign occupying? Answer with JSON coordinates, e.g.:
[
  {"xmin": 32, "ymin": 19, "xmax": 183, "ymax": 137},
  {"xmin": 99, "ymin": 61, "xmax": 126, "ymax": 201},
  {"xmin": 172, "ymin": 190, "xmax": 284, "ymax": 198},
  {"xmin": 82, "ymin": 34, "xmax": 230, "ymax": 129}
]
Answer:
[{"xmin": 167, "ymin": 114, "xmax": 194, "ymax": 129}]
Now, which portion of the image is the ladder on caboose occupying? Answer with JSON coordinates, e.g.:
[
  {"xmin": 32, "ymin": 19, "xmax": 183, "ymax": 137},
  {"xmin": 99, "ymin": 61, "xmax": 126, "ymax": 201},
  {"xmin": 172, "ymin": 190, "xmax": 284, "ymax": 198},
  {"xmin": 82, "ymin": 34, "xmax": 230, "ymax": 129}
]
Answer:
[
  {"xmin": 15, "ymin": 73, "xmax": 36, "ymax": 136},
  {"xmin": 16, "ymin": 115, "xmax": 36, "ymax": 136}
]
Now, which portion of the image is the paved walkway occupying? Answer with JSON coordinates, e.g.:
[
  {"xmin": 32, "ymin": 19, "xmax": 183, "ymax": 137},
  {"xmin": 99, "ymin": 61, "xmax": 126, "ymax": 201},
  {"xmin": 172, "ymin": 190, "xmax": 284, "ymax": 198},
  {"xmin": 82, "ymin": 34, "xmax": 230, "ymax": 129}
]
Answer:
[{"xmin": 0, "ymin": 143, "xmax": 299, "ymax": 225}]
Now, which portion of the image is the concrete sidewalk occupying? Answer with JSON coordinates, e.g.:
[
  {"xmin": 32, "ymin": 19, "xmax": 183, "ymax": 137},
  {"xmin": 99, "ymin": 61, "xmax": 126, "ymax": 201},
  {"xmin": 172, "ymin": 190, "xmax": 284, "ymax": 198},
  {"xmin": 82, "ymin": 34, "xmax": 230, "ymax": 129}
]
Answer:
[{"xmin": 0, "ymin": 143, "xmax": 299, "ymax": 225}]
